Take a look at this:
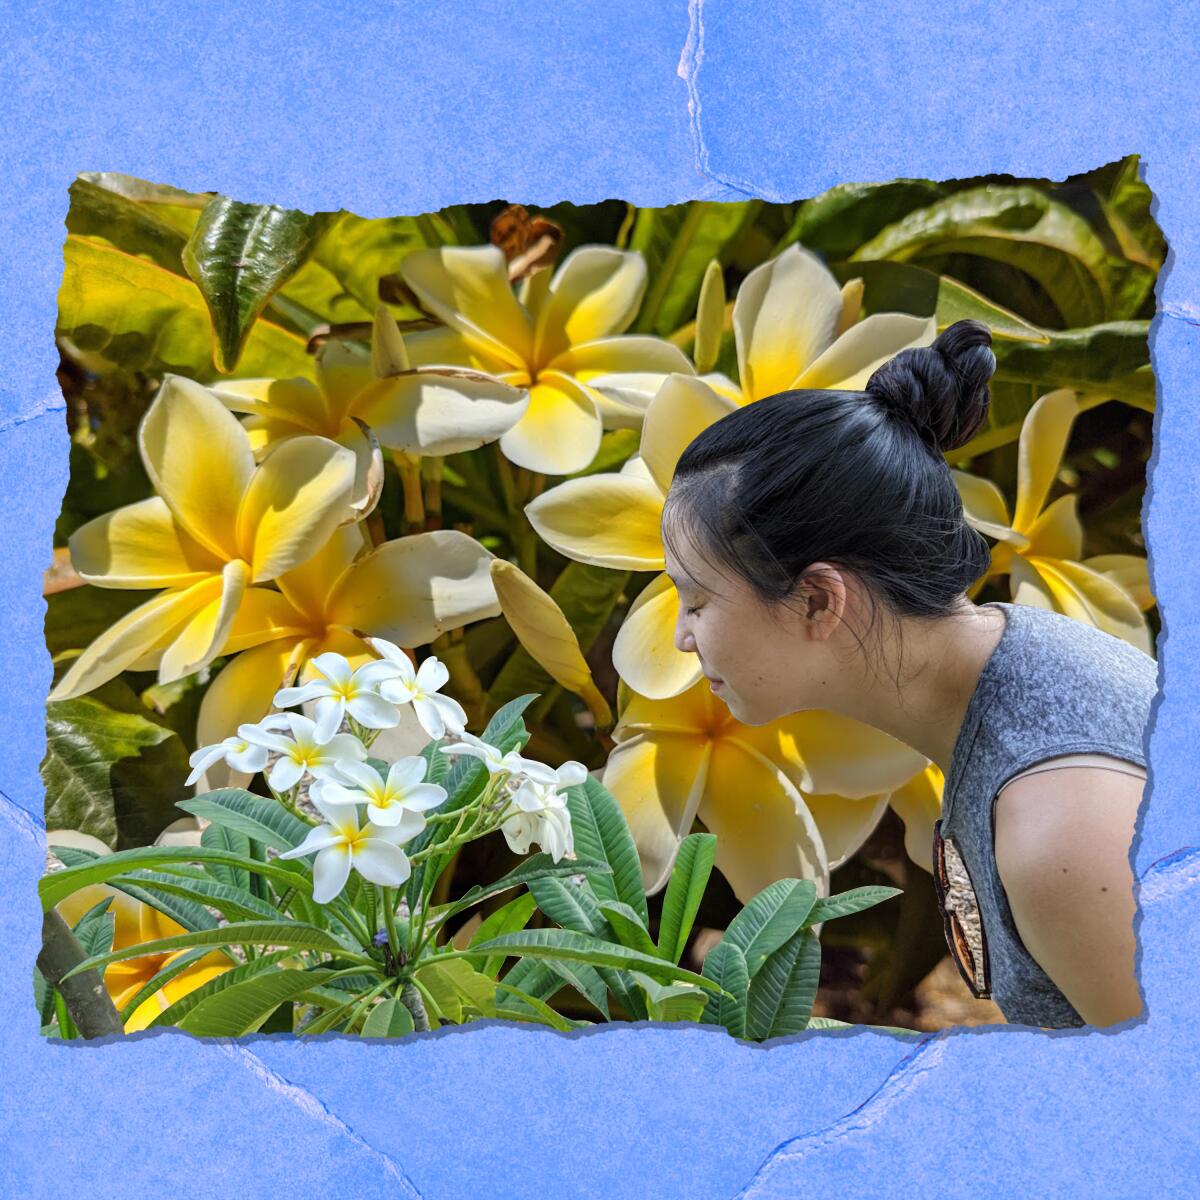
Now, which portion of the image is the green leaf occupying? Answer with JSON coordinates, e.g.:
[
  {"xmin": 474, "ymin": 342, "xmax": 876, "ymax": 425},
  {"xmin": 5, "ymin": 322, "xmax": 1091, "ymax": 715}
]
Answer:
[
  {"xmin": 723, "ymin": 879, "xmax": 819, "ymax": 977},
  {"xmin": 418, "ymin": 959, "xmax": 496, "ymax": 1021},
  {"xmin": 806, "ymin": 885, "xmax": 903, "ymax": 926},
  {"xmin": 629, "ymin": 201, "xmax": 760, "ymax": 335},
  {"xmin": 42, "ymin": 677, "xmax": 186, "ymax": 850},
  {"xmin": 776, "ymin": 179, "xmax": 949, "ymax": 259},
  {"xmin": 461, "ymin": 928, "xmax": 723, "ymax": 993},
  {"xmin": 851, "ymin": 185, "xmax": 1120, "ymax": 327},
  {"xmin": 176, "ymin": 967, "xmax": 336, "ymax": 1036},
  {"xmin": 630, "ymin": 971, "xmax": 708, "ymax": 1023},
  {"xmin": 803, "ymin": 1015, "xmax": 922, "ymax": 1036},
  {"xmin": 108, "ymin": 869, "xmax": 287, "ymax": 923},
  {"xmin": 66, "ymin": 177, "xmax": 189, "ymax": 275},
  {"xmin": 700, "ymin": 942, "xmax": 749, "ymax": 1037},
  {"xmin": 540, "ymin": 960, "xmax": 612, "ymax": 1019},
  {"xmin": 528, "ymin": 875, "xmax": 607, "ymax": 936},
  {"xmin": 829, "ymin": 259, "xmax": 1048, "ymax": 343},
  {"xmin": 69, "ymin": 897, "xmax": 116, "ymax": 959},
  {"xmin": 61, "ymin": 921, "xmax": 351, "ymax": 984},
  {"xmin": 492, "ymin": 981, "xmax": 581, "ymax": 1031},
  {"xmin": 178, "ymin": 789, "xmax": 313, "ymax": 853},
  {"xmin": 657, "ymin": 833, "xmax": 717, "ymax": 965},
  {"xmin": 360, "ymin": 998, "xmax": 416, "ymax": 1038},
  {"xmin": 991, "ymin": 320, "xmax": 1153, "ymax": 409},
  {"xmin": 564, "ymin": 774, "xmax": 648, "ymax": 924},
  {"xmin": 464, "ymin": 893, "xmax": 538, "ymax": 978},
  {"xmin": 59, "ymin": 236, "xmax": 313, "ymax": 381},
  {"xmin": 183, "ymin": 196, "xmax": 329, "ymax": 372},
  {"xmin": 746, "ymin": 928, "xmax": 822, "ymax": 1040},
  {"xmin": 446, "ymin": 854, "xmax": 611, "ymax": 923},
  {"xmin": 200, "ymin": 823, "xmax": 252, "ymax": 892},
  {"xmin": 40, "ymin": 845, "xmax": 313, "ymax": 910},
  {"xmin": 595, "ymin": 900, "xmax": 659, "ymax": 958},
  {"xmin": 117, "ymin": 946, "xmax": 244, "ymax": 1024},
  {"xmin": 45, "ymin": 586, "xmax": 147, "ymax": 660}
]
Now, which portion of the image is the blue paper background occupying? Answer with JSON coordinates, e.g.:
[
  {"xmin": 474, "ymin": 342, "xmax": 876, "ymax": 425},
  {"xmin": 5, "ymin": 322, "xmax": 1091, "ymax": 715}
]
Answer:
[{"xmin": 2, "ymin": 2, "xmax": 1197, "ymax": 1194}]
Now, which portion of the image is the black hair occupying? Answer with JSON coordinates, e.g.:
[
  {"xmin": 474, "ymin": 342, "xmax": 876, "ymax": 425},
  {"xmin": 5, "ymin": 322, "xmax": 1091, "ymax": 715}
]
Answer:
[{"xmin": 661, "ymin": 319, "xmax": 997, "ymax": 684}]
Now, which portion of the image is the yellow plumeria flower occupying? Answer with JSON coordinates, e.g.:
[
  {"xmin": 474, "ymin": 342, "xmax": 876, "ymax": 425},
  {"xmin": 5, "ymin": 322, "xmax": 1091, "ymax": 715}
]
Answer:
[
  {"xmin": 49, "ymin": 375, "xmax": 359, "ymax": 702},
  {"xmin": 603, "ymin": 678, "xmax": 927, "ymax": 902},
  {"xmin": 396, "ymin": 243, "xmax": 694, "ymax": 475},
  {"xmin": 697, "ymin": 242, "xmax": 936, "ymax": 406},
  {"xmin": 887, "ymin": 762, "xmax": 945, "ymax": 875},
  {"xmin": 189, "ymin": 521, "xmax": 501, "ymax": 754},
  {"xmin": 952, "ymin": 388, "xmax": 1153, "ymax": 653},
  {"xmin": 526, "ymin": 373, "xmax": 738, "ymax": 699},
  {"xmin": 213, "ymin": 311, "xmax": 530, "ymax": 509}
]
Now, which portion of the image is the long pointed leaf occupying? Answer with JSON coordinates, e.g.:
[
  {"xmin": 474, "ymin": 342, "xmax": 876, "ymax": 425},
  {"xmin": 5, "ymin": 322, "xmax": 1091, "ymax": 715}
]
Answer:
[
  {"xmin": 657, "ymin": 833, "xmax": 717, "ymax": 965},
  {"xmin": 723, "ymin": 879, "xmax": 818, "ymax": 977},
  {"xmin": 700, "ymin": 942, "xmax": 749, "ymax": 1037},
  {"xmin": 746, "ymin": 929, "xmax": 822, "ymax": 1040},
  {"xmin": 178, "ymin": 789, "xmax": 313, "ymax": 853},
  {"xmin": 177, "ymin": 968, "xmax": 336, "ymax": 1036},
  {"xmin": 564, "ymin": 774, "xmax": 648, "ymax": 924}
]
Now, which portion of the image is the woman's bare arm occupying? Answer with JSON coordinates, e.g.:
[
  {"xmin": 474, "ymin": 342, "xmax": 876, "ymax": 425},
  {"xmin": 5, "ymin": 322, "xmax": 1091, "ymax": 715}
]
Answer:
[{"xmin": 994, "ymin": 767, "xmax": 1145, "ymax": 1027}]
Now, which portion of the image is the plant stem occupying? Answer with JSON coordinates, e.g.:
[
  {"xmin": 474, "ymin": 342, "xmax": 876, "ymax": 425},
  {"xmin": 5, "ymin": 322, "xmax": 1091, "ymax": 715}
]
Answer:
[
  {"xmin": 37, "ymin": 909, "xmax": 123, "ymax": 1039},
  {"xmin": 400, "ymin": 981, "xmax": 431, "ymax": 1032},
  {"xmin": 382, "ymin": 886, "xmax": 403, "ymax": 964}
]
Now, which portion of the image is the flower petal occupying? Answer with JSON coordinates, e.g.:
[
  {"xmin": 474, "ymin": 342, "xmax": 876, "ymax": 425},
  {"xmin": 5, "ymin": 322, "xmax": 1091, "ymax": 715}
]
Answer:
[
  {"xmin": 792, "ymin": 313, "xmax": 937, "ymax": 391},
  {"xmin": 350, "ymin": 839, "xmax": 412, "ymax": 887},
  {"xmin": 1025, "ymin": 493, "xmax": 1084, "ymax": 561},
  {"xmin": 139, "ymin": 375, "xmax": 254, "ymax": 556},
  {"xmin": 525, "ymin": 474, "xmax": 665, "ymax": 569},
  {"xmin": 535, "ymin": 246, "xmax": 648, "ymax": 362},
  {"xmin": 268, "ymin": 757, "xmax": 305, "ymax": 793},
  {"xmin": 952, "ymin": 469, "xmax": 1025, "ymax": 546},
  {"xmin": 68, "ymin": 496, "xmax": 225, "ymax": 589},
  {"xmin": 315, "ymin": 340, "xmax": 375, "ymax": 424},
  {"xmin": 733, "ymin": 244, "xmax": 843, "ymax": 403},
  {"xmin": 1082, "ymin": 554, "xmax": 1154, "ymax": 612},
  {"xmin": 888, "ymin": 763, "xmax": 944, "ymax": 874},
  {"xmin": 235, "ymin": 435, "xmax": 358, "ymax": 581},
  {"xmin": 550, "ymin": 334, "xmax": 694, "ymax": 381},
  {"xmin": 347, "ymin": 691, "xmax": 402, "ymax": 729},
  {"xmin": 212, "ymin": 376, "xmax": 329, "ymax": 429},
  {"xmin": 329, "ymin": 529, "xmax": 500, "ymax": 647},
  {"xmin": 353, "ymin": 370, "xmax": 530, "ymax": 457},
  {"xmin": 220, "ymin": 587, "xmax": 310, "ymax": 656},
  {"xmin": 274, "ymin": 521, "xmax": 369, "ymax": 621},
  {"xmin": 612, "ymin": 572, "xmax": 702, "ymax": 699},
  {"xmin": 700, "ymin": 739, "xmax": 829, "ymax": 903},
  {"xmin": 312, "ymin": 844, "xmax": 353, "ymax": 903},
  {"xmin": 400, "ymin": 324, "xmax": 515, "ymax": 373},
  {"xmin": 1014, "ymin": 389, "xmax": 1080, "ymax": 533},
  {"xmin": 1028, "ymin": 556, "xmax": 1152, "ymax": 654},
  {"xmin": 639, "ymin": 375, "xmax": 739, "ymax": 496},
  {"xmin": 498, "ymin": 371, "xmax": 602, "ymax": 476},
  {"xmin": 48, "ymin": 577, "xmax": 223, "ymax": 702},
  {"xmin": 400, "ymin": 245, "xmax": 533, "ymax": 369},
  {"xmin": 603, "ymin": 733, "xmax": 711, "ymax": 894},
  {"xmin": 803, "ymin": 790, "xmax": 890, "ymax": 869},
  {"xmin": 156, "ymin": 558, "xmax": 251, "ymax": 684}
]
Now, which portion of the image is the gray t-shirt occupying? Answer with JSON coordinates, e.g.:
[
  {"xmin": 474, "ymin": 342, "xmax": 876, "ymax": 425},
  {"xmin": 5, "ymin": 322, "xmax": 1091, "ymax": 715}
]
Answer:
[{"xmin": 938, "ymin": 600, "xmax": 1157, "ymax": 1027}]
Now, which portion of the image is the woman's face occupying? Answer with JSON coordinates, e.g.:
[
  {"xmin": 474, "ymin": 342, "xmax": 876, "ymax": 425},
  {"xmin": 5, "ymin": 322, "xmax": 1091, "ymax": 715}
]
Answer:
[{"xmin": 664, "ymin": 540, "xmax": 831, "ymax": 726}]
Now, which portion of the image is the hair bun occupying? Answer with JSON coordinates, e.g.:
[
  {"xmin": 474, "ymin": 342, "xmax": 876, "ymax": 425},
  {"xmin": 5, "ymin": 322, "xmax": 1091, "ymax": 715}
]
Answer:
[{"xmin": 865, "ymin": 319, "xmax": 996, "ymax": 453}]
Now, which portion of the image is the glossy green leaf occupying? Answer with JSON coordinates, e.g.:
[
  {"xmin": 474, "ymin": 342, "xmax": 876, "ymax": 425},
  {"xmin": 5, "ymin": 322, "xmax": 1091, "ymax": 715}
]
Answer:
[
  {"xmin": 178, "ymin": 788, "xmax": 313, "ymax": 853},
  {"xmin": 805, "ymin": 885, "xmax": 903, "ymax": 926},
  {"xmin": 851, "ymin": 186, "xmax": 1119, "ymax": 327},
  {"xmin": 40, "ymin": 845, "xmax": 313, "ymax": 910},
  {"xmin": 628, "ymin": 200, "xmax": 760, "ymax": 335},
  {"xmin": 446, "ymin": 854, "xmax": 610, "ymax": 923},
  {"xmin": 67, "ymin": 177, "xmax": 189, "ymax": 274},
  {"xmin": 461, "ymin": 928, "xmax": 722, "ymax": 992},
  {"xmin": 176, "ymin": 967, "xmax": 336, "ymax": 1036},
  {"xmin": 59, "ymin": 236, "xmax": 312, "ymax": 381},
  {"xmin": 108, "ymin": 868, "xmax": 287, "ymax": 923},
  {"xmin": 630, "ymin": 971, "xmax": 708, "ymax": 1023},
  {"xmin": 200, "ymin": 823, "xmax": 252, "ymax": 892},
  {"xmin": 360, "ymin": 997, "xmax": 416, "ymax": 1038},
  {"xmin": 657, "ymin": 833, "xmax": 717, "ymax": 965},
  {"xmin": 564, "ymin": 774, "xmax": 648, "ymax": 924},
  {"xmin": 118, "ymin": 945, "xmax": 250, "ymax": 1024},
  {"xmin": 492, "ymin": 980, "xmax": 582, "ymax": 1031},
  {"xmin": 746, "ymin": 928, "xmax": 822, "ymax": 1039},
  {"xmin": 42, "ymin": 678, "xmax": 190, "ymax": 850},
  {"xmin": 61, "ymin": 921, "xmax": 349, "ymax": 984},
  {"xmin": 464, "ymin": 892, "xmax": 538, "ymax": 979},
  {"xmin": 183, "ymin": 196, "xmax": 330, "ymax": 371},
  {"xmin": 722, "ymin": 879, "xmax": 818, "ymax": 978},
  {"xmin": 595, "ymin": 900, "xmax": 659, "ymax": 958},
  {"xmin": 700, "ymin": 942, "xmax": 749, "ymax": 1037}
]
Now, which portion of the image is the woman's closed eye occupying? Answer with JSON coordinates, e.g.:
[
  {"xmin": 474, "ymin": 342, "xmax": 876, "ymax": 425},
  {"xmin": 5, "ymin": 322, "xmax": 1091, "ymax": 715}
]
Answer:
[{"xmin": 685, "ymin": 605, "xmax": 702, "ymax": 616}]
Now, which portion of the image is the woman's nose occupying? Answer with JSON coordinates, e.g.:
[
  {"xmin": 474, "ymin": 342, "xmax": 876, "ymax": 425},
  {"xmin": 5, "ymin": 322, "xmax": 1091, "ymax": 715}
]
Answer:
[{"xmin": 673, "ymin": 608, "xmax": 695, "ymax": 654}]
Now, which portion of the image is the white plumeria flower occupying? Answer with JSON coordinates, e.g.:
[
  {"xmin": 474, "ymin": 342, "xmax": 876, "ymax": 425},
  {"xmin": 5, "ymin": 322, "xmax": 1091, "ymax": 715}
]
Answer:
[
  {"xmin": 440, "ymin": 729, "xmax": 559, "ymax": 787},
  {"xmin": 239, "ymin": 713, "xmax": 368, "ymax": 793},
  {"xmin": 365, "ymin": 637, "xmax": 468, "ymax": 739},
  {"xmin": 272, "ymin": 651, "xmax": 402, "ymax": 743},
  {"xmin": 314, "ymin": 756, "xmax": 447, "ymax": 831},
  {"xmin": 278, "ymin": 793, "xmax": 414, "ymax": 903},
  {"xmin": 501, "ymin": 759, "xmax": 587, "ymax": 861},
  {"xmin": 185, "ymin": 735, "xmax": 269, "ymax": 787}
]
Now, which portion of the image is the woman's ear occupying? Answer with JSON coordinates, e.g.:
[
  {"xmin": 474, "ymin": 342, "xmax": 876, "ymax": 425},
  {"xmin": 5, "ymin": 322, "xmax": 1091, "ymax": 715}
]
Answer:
[{"xmin": 797, "ymin": 563, "xmax": 848, "ymax": 640}]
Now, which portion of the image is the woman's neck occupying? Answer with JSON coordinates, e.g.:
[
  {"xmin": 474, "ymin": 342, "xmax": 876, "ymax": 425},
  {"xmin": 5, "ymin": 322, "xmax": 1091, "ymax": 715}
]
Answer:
[{"xmin": 824, "ymin": 601, "xmax": 1008, "ymax": 774}]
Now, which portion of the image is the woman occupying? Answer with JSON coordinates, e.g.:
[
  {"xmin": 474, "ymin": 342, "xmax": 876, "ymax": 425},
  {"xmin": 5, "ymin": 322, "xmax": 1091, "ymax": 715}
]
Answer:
[{"xmin": 661, "ymin": 319, "xmax": 1153, "ymax": 1029}]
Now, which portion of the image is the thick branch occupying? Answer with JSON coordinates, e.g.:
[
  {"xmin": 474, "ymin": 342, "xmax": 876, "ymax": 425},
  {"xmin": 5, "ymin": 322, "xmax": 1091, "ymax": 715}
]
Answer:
[{"xmin": 37, "ymin": 909, "xmax": 123, "ymax": 1039}]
